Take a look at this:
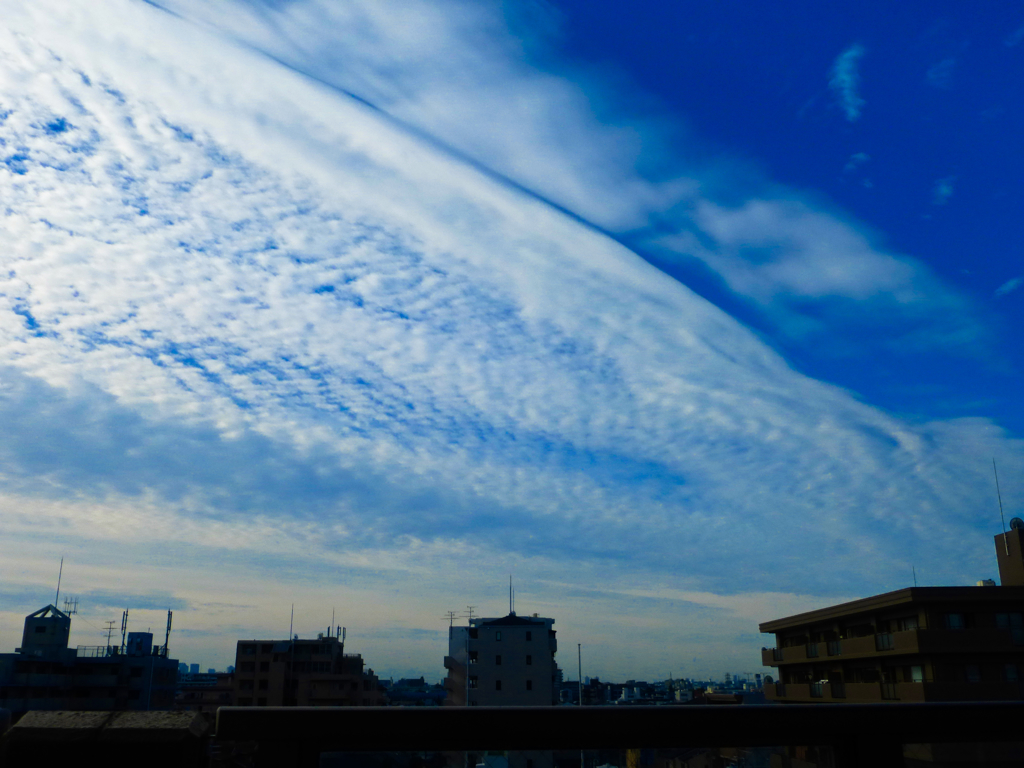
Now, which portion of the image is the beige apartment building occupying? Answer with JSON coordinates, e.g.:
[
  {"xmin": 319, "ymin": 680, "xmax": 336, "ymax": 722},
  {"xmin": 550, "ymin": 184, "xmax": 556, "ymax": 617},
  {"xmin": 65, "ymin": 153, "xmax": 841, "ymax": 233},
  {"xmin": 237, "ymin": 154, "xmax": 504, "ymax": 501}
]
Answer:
[
  {"xmin": 233, "ymin": 631, "xmax": 384, "ymax": 706},
  {"xmin": 444, "ymin": 612, "xmax": 559, "ymax": 706}
]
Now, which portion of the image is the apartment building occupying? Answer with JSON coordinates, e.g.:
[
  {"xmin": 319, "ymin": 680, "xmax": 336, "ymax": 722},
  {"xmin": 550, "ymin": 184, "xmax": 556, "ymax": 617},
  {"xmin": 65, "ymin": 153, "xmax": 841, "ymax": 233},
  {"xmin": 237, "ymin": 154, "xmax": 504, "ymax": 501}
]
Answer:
[
  {"xmin": 443, "ymin": 612, "xmax": 559, "ymax": 706},
  {"xmin": 232, "ymin": 631, "xmax": 384, "ymax": 706},
  {"xmin": 760, "ymin": 525, "xmax": 1024, "ymax": 704}
]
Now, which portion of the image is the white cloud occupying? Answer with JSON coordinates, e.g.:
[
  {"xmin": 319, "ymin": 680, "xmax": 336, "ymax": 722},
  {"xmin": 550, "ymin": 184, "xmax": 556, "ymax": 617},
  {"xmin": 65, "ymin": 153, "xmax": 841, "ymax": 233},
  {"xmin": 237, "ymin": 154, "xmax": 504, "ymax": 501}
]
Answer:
[
  {"xmin": 844, "ymin": 152, "xmax": 870, "ymax": 172},
  {"xmin": 0, "ymin": 1, "xmax": 1018, "ymax": 678},
  {"xmin": 932, "ymin": 176, "xmax": 956, "ymax": 205},
  {"xmin": 996, "ymin": 276, "xmax": 1023, "ymax": 297},
  {"xmin": 829, "ymin": 44, "xmax": 867, "ymax": 122}
]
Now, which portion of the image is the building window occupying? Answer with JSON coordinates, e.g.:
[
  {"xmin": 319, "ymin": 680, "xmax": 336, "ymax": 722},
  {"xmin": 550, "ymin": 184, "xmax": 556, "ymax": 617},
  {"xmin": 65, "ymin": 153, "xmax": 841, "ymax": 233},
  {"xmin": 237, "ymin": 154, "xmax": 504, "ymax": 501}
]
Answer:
[
  {"xmin": 496, "ymin": 631, "xmax": 502, "ymax": 641},
  {"xmin": 526, "ymin": 632, "xmax": 532, "ymax": 641},
  {"xmin": 526, "ymin": 680, "xmax": 533, "ymax": 691},
  {"xmin": 469, "ymin": 628, "xmax": 478, "ymax": 639},
  {"xmin": 239, "ymin": 680, "xmax": 254, "ymax": 691},
  {"xmin": 495, "ymin": 655, "xmax": 502, "ymax": 665},
  {"xmin": 1004, "ymin": 664, "xmax": 1019, "ymax": 682},
  {"xmin": 259, "ymin": 662, "xmax": 269, "ymax": 672},
  {"xmin": 240, "ymin": 662, "xmax": 255, "ymax": 673},
  {"xmin": 258, "ymin": 680, "xmax": 268, "ymax": 690},
  {"xmin": 965, "ymin": 665, "xmax": 981, "ymax": 683},
  {"xmin": 34, "ymin": 626, "xmax": 47, "ymax": 634},
  {"xmin": 469, "ymin": 651, "xmax": 478, "ymax": 664},
  {"xmin": 495, "ymin": 680, "xmax": 502, "ymax": 691},
  {"xmin": 240, "ymin": 644, "xmax": 256, "ymax": 655},
  {"xmin": 526, "ymin": 655, "xmax": 532, "ymax": 665},
  {"xmin": 238, "ymin": 697, "xmax": 253, "ymax": 706},
  {"xmin": 469, "ymin": 676, "xmax": 478, "ymax": 689},
  {"xmin": 261, "ymin": 644, "xmax": 273, "ymax": 653},
  {"xmin": 943, "ymin": 613, "xmax": 965, "ymax": 630}
]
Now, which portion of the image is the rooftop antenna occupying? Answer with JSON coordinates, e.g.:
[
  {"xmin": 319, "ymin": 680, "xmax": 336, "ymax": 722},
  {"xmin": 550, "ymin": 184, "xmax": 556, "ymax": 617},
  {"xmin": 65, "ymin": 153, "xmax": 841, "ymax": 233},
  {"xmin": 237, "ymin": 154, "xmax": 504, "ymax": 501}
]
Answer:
[
  {"xmin": 289, "ymin": 604, "xmax": 294, "ymax": 641},
  {"xmin": 62, "ymin": 597, "xmax": 78, "ymax": 615},
  {"xmin": 104, "ymin": 620, "xmax": 116, "ymax": 652},
  {"xmin": 163, "ymin": 611, "xmax": 173, "ymax": 657},
  {"xmin": 443, "ymin": 611, "xmax": 458, "ymax": 627},
  {"xmin": 995, "ymin": 459, "xmax": 1009, "ymax": 556},
  {"xmin": 509, "ymin": 575, "xmax": 513, "ymax": 615},
  {"xmin": 331, "ymin": 608, "xmax": 335, "ymax": 638},
  {"xmin": 464, "ymin": 605, "xmax": 476, "ymax": 622},
  {"xmin": 54, "ymin": 556, "xmax": 64, "ymax": 607},
  {"xmin": 120, "ymin": 609, "xmax": 129, "ymax": 654}
]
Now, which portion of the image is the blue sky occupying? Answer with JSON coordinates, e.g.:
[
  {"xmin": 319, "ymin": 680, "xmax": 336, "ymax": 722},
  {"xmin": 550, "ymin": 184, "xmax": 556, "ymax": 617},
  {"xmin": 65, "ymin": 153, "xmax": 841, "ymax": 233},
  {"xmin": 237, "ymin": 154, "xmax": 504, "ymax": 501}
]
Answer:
[{"xmin": 0, "ymin": 0, "xmax": 1022, "ymax": 681}]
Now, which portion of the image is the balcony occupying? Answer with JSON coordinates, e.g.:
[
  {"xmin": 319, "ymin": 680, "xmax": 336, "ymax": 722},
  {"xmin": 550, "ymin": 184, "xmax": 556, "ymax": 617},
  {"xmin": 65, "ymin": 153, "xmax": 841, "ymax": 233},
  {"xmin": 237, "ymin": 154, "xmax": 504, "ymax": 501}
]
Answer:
[
  {"xmin": 767, "ymin": 680, "xmax": 1021, "ymax": 704},
  {"xmin": 769, "ymin": 628, "xmax": 1022, "ymax": 664}
]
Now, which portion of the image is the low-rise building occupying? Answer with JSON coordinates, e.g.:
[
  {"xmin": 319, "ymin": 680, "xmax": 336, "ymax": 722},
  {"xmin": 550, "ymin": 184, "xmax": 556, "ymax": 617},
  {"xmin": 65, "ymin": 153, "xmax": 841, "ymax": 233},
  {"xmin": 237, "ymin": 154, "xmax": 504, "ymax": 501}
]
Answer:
[
  {"xmin": 232, "ymin": 631, "xmax": 384, "ymax": 706},
  {"xmin": 0, "ymin": 605, "xmax": 178, "ymax": 713},
  {"xmin": 760, "ymin": 525, "xmax": 1024, "ymax": 704}
]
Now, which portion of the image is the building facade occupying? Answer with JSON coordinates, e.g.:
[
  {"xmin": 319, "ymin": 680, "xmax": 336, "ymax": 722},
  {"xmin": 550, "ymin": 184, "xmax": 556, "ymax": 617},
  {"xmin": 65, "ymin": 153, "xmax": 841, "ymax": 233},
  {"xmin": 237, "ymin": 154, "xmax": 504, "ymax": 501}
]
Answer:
[
  {"xmin": 444, "ymin": 612, "xmax": 559, "ymax": 706},
  {"xmin": 232, "ymin": 632, "xmax": 384, "ymax": 706},
  {"xmin": 760, "ymin": 528, "xmax": 1024, "ymax": 704},
  {"xmin": 0, "ymin": 605, "xmax": 178, "ymax": 713}
]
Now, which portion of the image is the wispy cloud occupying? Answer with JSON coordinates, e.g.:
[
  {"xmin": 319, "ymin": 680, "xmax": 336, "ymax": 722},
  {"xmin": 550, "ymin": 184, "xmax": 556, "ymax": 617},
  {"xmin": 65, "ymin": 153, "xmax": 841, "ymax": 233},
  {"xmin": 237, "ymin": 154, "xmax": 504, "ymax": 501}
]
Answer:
[
  {"xmin": 829, "ymin": 44, "xmax": 867, "ymax": 121},
  {"xmin": 1006, "ymin": 23, "xmax": 1024, "ymax": 47},
  {"xmin": 932, "ymin": 176, "xmax": 956, "ymax": 205},
  {"xmin": 926, "ymin": 57, "xmax": 957, "ymax": 89},
  {"xmin": 844, "ymin": 152, "xmax": 870, "ymax": 172},
  {"xmin": 996, "ymin": 276, "xmax": 1023, "ymax": 297}
]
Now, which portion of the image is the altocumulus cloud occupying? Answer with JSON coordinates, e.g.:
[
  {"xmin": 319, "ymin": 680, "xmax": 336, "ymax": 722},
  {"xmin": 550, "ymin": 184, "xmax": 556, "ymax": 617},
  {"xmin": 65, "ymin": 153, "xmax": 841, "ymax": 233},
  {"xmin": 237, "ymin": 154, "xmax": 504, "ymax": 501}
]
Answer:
[{"xmin": 1, "ymin": 0, "xmax": 1022, "ymax": 676}]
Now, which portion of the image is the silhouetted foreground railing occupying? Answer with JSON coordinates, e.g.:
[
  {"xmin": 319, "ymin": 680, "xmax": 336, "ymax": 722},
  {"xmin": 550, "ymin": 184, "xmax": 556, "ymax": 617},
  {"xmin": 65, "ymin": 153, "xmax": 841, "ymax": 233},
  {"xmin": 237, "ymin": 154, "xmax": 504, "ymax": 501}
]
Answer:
[{"xmin": 216, "ymin": 702, "xmax": 1024, "ymax": 768}]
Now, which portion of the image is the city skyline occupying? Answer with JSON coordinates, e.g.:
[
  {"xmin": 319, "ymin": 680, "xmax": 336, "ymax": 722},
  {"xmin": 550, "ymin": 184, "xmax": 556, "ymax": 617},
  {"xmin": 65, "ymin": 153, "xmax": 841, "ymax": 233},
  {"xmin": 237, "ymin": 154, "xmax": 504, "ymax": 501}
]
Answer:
[{"xmin": 1, "ymin": 0, "xmax": 1022, "ymax": 683}]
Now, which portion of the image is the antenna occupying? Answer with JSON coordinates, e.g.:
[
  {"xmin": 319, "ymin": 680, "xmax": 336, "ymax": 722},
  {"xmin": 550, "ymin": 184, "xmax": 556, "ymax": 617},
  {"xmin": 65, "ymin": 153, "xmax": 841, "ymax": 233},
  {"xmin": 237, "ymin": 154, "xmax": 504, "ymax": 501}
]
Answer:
[
  {"xmin": 464, "ymin": 605, "xmax": 477, "ymax": 622},
  {"xmin": 54, "ymin": 557, "xmax": 64, "ymax": 607},
  {"xmin": 509, "ymin": 575, "xmax": 513, "ymax": 615},
  {"xmin": 289, "ymin": 604, "xmax": 294, "ymax": 641},
  {"xmin": 104, "ymin": 620, "xmax": 116, "ymax": 652},
  {"xmin": 331, "ymin": 608, "xmax": 335, "ymax": 638},
  {"xmin": 164, "ymin": 611, "xmax": 173, "ymax": 657},
  {"xmin": 995, "ymin": 459, "xmax": 1009, "ymax": 556},
  {"xmin": 120, "ymin": 609, "xmax": 129, "ymax": 654},
  {"xmin": 442, "ymin": 611, "xmax": 458, "ymax": 627},
  {"xmin": 62, "ymin": 597, "xmax": 78, "ymax": 615}
]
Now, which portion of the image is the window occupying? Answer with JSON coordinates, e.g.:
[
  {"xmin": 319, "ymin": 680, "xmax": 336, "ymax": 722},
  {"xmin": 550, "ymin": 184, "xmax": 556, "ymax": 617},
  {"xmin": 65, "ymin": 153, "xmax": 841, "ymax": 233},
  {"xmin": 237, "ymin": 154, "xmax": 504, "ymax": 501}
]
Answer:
[
  {"xmin": 259, "ymin": 661, "xmax": 269, "ymax": 672},
  {"xmin": 261, "ymin": 644, "xmax": 273, "ymax": 653},
  {"xmin": 495, "ymin": 680, "xmax": 502, "ymax": 691},
  {"xmin": 238, "ymin": 697, "xmax": 253, "ymax": 706},
  {"xmin": 468, "ymin": 628, "xmax": 478, "ymax": 639},
  {"xmin": 526, "ymin": 655, "xmax": 532, "ymax": 665},
  {"xmin": 34, "ymin": 626, "xmax": 47, "ymax": 634},
  {"xmin": 944, "ymin": 613, "xmax": 965, "ymax": 630},
  {"xmin": 258, "ymin": 679, "xmax": 268, "ymax": 690},
  {"xmin": 526, "ymin": 680, "xmax": 533, "ymax": 691},
  {"xmin": 910, "ymin": 665, "xmax": 923, "ymax": 683},
  {"xmin": 469, "ymin": 676, "xmax": 478, "ymax": 689},
  {"xmin": 240, "ymin": 662, "xmax": 255, "ymax": 673},
  {"xmin": 469, "ymin": 651, "xmax": 478, "ymax": 664},
  {"xmin": 495, "ymin": 655, "xmax": 502, "ymax": 665},
  {"xmin": 496, "ymin": 631, "xmax": 502, "ymax": 641},
  {"xmin": 526, "ymin": 631, "xmax": 532, "ymax": 641},
  {"xmin": 240, "ymin": 644, "xmax": 257, "ymax": 655},
  {"xmin": 894, "ymin": 616, "xmax": 918, "ymax": 632},
  {"xmin": 1004, "ymin": 664, "xmax": 1018, "ymax": 682},
  {"xmin": 965, "ymin": 665, "xmax": 981, "ymax": 683},
  {"xmin": 239, "ymin": 680, "xmax": 254, "ymax": 691}
]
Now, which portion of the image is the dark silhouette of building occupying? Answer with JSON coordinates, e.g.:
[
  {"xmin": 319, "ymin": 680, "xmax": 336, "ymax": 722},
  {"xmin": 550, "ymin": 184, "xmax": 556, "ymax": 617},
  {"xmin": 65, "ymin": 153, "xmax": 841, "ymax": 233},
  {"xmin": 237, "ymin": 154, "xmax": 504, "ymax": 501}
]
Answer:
[
  {"xmin": 443, "ymin": 612, "xmax": 559, "ymax": 706},
  {"xmin": 175, "ymin": 670, "xmax": 234, "ymax": 714},
  {"xmin": 0, "ymin": 605, "xmax": 178, "ymax": 713},
  {"xmin": 232, "ymin": 630, "xmax": 384, "ymax": 706},
  {"xmin": 760, "ymin": 527, "xmax": 1024, "ymax": 704}
]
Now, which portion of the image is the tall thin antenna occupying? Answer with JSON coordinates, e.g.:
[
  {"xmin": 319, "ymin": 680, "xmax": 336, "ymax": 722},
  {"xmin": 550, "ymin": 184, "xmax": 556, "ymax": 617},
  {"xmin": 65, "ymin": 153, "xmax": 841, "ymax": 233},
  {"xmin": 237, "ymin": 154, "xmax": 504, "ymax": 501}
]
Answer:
[
  {"xmin": 443, "ymin": 611, "xmax": 458, "ymax": 627},
  {"xmin": 120, "ymin": 609, "xmax": 129, "ymax": 654},
  {"xmin": 995, "ymin": 459, "xmax": 1009, "ymax": 556},
  {"xmin": 289, "ymin": 604, "xmax": 294, "ymax": 640},
  {"xmin": 54, "ymin": 557, "xmax": 64, "ymax": 606},
  {"xmin": 464, "ymin": 605, "xmax": 476, "ymax": 622},
  {"xmin": 164, "ymin": 611, "xmax": 173, "ymax": 657},
  {"xmin": 509, "ymin": 575, "xmax": 513, "ymax": 615},
  {"xmin": 104, "ymin": 620, "xmax": 116, "ymax": 652},
  {"xmin": 331, "ymin": 608, "xmax": 335, "ymax": 638}
]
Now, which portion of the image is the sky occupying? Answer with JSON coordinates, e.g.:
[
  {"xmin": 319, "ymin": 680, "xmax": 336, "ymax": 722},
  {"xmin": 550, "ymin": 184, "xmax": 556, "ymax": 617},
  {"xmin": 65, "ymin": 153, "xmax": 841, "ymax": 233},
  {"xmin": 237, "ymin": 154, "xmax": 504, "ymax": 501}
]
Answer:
[{"xmin": 0, "ymin": 0, "xmax": 1022, "ymax": 683}]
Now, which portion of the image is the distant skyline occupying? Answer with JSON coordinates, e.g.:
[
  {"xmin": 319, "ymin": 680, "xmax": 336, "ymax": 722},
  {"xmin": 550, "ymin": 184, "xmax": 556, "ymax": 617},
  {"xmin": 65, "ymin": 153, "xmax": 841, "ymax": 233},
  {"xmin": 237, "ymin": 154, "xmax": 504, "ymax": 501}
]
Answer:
[{"xmin": 1, "ymin": 0, "xmax": 1022, "ymax": 681}]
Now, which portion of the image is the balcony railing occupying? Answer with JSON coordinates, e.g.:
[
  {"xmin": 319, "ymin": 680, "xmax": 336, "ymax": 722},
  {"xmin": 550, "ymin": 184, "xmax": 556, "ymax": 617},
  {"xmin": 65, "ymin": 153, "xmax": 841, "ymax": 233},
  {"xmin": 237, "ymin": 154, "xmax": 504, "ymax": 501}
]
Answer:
[{"xmin": 209, "ymin": 703, "xmax": 1024, "ymax": 768}]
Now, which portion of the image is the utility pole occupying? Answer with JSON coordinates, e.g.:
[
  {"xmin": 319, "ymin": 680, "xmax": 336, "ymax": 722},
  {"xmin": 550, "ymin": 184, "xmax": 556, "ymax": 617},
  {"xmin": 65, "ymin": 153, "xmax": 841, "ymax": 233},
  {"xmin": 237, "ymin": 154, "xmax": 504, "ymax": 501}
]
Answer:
[{"xmin": 578, "ymin": 643, "xmax": 584, "ymax": 768}]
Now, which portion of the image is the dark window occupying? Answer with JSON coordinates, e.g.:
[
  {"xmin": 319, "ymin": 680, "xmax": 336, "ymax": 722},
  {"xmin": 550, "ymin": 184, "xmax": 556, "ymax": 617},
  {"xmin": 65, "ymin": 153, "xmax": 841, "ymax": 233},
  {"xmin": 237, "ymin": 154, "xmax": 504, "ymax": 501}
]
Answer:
[
  {"xmin": 469, "ymin": 676, "xmax": 478, "ymax": 689},
  {"xmin": 363, "ymin": 680, "xmax": 370, "ymax": 691},
  {"xmin": 469, "ymin": 651, "xmax": 478, "ymax": 664},
  {"xmin": 129, "ymin": 666, "xmax": 143, "ymax": 677},
  {"xmin": 496, "ymin": 631, "xmax": 502, "ymax": 641},
  {"xmin": 240, "ymin": 662, "xmax": 255, "ymax": 673},
  {"xmin": 261, "ymin": 644, "xmax": 273, "ymax": 653},
  {"xmin": 495, "ymin": 680, "xmax": 502, "ymax": 691},
  {"xmin": 260, "ymin": 661, "xmax": 269, "ymax": 672},
  {"xmin": 238, "ymin": 697, "xmax": 253, "ymax": 706},
  {"xmin": 258, "ymin": 680, "xmax": 268, "ymax": 690},
  {"xmin": 526, "ymin": 680, "xmax": 533, "ymax": 691},
  {"xmin": 944, "ymin": 613, "xmax": 965, "ymax": 630},
  {"xmin": 526, "ymin": 655, "xmax": 532, "ymax": 665},
  {"xmin": 240, "ymin": 644, "xmax": 256, "ymax": 655},
  {"xmin": 34, "ymin": 626, "xmax": 47, "ymax": 634},
  {"xmin": 526, "ymin": 631, "xmax": 532, "ymax": 641},
  {"xmin": 468, "ymin": 628, "xmax": 478, "ymax": 639},
  {"xmin": 965, "ymin": 665, "xmax": 981, "ymax": 683},
  {"xmin": 239, "ymin": 680, "xmax": 254, "ymax": 691},
  {"xmin": 495, "ymin": 655, "xmax": 502, "ymax": 665}
]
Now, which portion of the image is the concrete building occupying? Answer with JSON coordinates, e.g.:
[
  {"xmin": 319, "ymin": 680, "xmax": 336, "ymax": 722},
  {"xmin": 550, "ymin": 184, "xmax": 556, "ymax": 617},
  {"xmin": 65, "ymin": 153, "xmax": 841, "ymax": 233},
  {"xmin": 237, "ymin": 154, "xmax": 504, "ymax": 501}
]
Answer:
[
  {"xmin": 760, "ymin": 526, "xmax": 1024, "ymax": 704},
  {"xmin": 175, "ymin": 670, "xmax": 234, "ymax": 714},
  {"xmin": 232, "ymin": 630, "xmax": 384, "ymax": 706},
  {"xmin": 443, "ymin": 612, "xmax": 559, "ymax": 706},
  {"xmin": 0, "ymin": 605, "xmax": 178, "ymax": 714}
]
